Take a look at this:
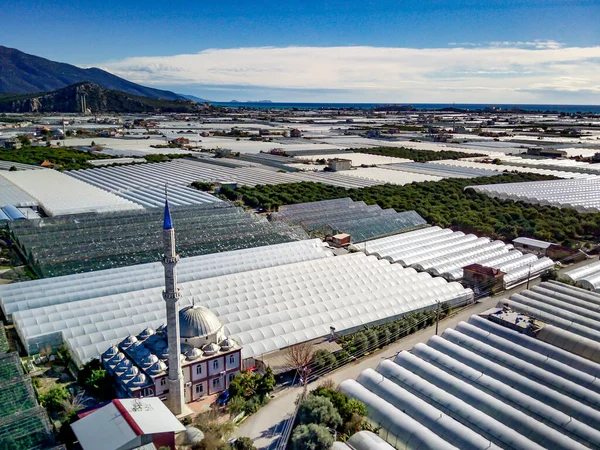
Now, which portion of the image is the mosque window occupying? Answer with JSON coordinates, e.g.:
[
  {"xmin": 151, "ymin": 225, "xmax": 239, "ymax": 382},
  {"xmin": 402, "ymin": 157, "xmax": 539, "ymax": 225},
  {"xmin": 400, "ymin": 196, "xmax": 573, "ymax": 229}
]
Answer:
[
  {"xmin": 196, "ymin": 365, "xmax": 202, "ymax": 375},
  {"xmin": 213, "ymin": 360, "xmax": 219, "ymax": 370}
]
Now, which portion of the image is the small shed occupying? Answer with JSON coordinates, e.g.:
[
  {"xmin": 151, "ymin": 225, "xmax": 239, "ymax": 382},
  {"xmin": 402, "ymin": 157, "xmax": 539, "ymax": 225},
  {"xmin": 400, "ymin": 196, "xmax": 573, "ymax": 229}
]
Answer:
[
  {"xmin": 513, "ymin": 237, "xmax": 555, "ymax": 256},
  {"xmin": 331, "ymin": 233, "xmax": 351, "ymax": 247}
]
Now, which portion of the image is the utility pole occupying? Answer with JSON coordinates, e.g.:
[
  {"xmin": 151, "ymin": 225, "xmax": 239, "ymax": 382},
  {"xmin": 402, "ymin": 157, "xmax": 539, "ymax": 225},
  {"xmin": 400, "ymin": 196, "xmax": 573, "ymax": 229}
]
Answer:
[
  {"xmin": 526, "ymin": 262, "xmax": 533, "ymax": 290},
  {"xmin": 435, "ymin": 300, "xmax": 440, "ymax": 335}
]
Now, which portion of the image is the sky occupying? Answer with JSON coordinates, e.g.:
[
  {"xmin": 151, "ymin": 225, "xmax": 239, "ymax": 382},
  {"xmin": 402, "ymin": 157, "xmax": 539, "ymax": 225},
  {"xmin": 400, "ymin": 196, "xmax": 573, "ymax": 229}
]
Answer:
[{"xmin": 1, "ymin": 0, "xmax": 599, "ymax": 103}]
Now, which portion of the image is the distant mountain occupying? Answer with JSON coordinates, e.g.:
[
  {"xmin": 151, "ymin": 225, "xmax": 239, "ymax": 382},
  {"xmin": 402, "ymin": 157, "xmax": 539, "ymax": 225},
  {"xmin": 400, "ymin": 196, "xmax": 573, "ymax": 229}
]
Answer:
[
  {"xmin": 0, "ymin": 82, "xmax": 202, "ymax": 113},
  {"xmin": 0, "ymin": 45, "xmax": 184, "ymax": 100},
  {"xmin": 179, "ymin": 93, "xmax": 211, "ymax": 102}
]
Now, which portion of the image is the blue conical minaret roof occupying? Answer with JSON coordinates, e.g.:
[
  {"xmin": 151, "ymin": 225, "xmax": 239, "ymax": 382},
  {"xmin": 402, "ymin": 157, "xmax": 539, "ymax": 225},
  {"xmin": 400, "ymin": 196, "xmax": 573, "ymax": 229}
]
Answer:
[{"xmin": 163, "ymin": 186, "xmax": 173, "ymax": 230}]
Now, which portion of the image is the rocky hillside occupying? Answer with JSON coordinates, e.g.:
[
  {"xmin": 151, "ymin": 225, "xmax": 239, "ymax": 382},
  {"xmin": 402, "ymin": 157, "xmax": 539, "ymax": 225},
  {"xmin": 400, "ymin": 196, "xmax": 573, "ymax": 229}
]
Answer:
[
  {"xmin": 0, "ymin": 45, "xmax": 184, "ymax": 100},
  {"xmin": 0, "ymin": 82, "xmax": 201, "ymax": 113}
]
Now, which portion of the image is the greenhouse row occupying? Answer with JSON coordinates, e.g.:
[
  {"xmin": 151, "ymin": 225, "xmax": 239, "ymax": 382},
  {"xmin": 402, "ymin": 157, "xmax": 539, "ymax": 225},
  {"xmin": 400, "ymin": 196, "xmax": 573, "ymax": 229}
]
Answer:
[
  {"xmin": 340, "ymin": 311, "xmax": 600, "ymax": 450},
  {"xmin": 434, "ymin": 159, "xmax": 592, "ymax": 179},
  {"xmin": 0, "ymin": 176, "xmax": 38, "ymax": 209},
  {"xmin": 564, "ymin": 261, "xmax": 600, "ymax": 292},
  {"xmin": 7, "ymin": 203, "xmax": 310, "ymax": 278},
  {"xmin": 349, "ymin": 226, "xmax": 554, "ymax": 286},
  {"xmin": 500, "ymin": 281, "xmax": 600, "ymax": 344},
  {"xmin": 68, "ymin": 158, "xmax": 381, "ymax": 190},
  {"xmin": 383, "ymin": 161, "xmax": 501, "ymax": 179},
  {"xmin": 499, "ymin": 155, "xmax": 600, "ymax": 175},
  {"xmin": 469, "ymin": 178, "xmax": 600, "ymax": 212},
  {"xmin": 0, "ymin": 170, "xmax": 143, "ymax": 216},
  {"xmin": 338, "ymin": 167, "xmax": 443, "ymax": 185},
  {"xmin": 0, "ymin": 239, "xmax": 331, "ymax": 320},
  {"xmin": 273, "ymin": 198, "xmax": 427, "ymax": 242},
  {"xmin": 0, "ymin": 160, "xmax": 45, "ymax": 171},
  {"xmin": 10, "ymin": 252, "xmax": 472, "ymax": 366},
  {"xmin": 0, "ymin": 353, "xmax": 54, "ymax": 450}
]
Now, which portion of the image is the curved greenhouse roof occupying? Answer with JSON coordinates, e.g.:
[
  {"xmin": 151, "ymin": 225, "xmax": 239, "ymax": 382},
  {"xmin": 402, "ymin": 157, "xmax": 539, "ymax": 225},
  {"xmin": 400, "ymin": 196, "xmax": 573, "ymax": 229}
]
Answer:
[
  {"xmin": 349, "ymin": 226, "xmax": 553, "ymax": 286},
  {"xmin": 341, "ymin": 309, "xmax": 600, "ymax": 450},
  {"xmin": 469, "ymin": 177, "xmax": 600, "ymax": 213},
  {"xmin": 9, "ymin": 251, "xmax": 472, "ymax": 367},
  {"xmin": 7, "ymin": 203, "xmax": 310, "ymax": 278},
  {"xmin": 273, "ymin": 198, "xmax": 426, "ymax": 242}
]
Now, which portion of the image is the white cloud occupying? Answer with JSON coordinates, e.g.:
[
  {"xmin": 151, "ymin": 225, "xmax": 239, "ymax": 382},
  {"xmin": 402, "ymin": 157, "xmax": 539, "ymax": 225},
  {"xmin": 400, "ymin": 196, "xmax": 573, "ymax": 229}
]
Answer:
[{"xmin": 96, "ymin": 44, "xmax": 600, "ymax": 102}]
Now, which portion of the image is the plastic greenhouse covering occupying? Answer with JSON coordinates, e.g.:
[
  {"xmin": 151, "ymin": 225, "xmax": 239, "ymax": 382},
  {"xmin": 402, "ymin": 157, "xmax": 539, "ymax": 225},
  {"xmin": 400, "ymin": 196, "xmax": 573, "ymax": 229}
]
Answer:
[
  {"xmin": 0, "ymin": 239, "xmax": 330, "ymax": 319},
  {"xmin": 564, "ymin": 261, "xmax": 600, "ymax": 292},
  {"xmin": 433, "ymin": 159, "xmax": 591, "ymax": 179},
  {"xmin": 7, "ymin": 203, "xmax": 310, "ymax": 277},
  {"xmin": 384, "ymin": 162, "xmax": 501, "ymax": 179},
  {"xmin": 340, "ymin": 308, "xmax": 600, "ymax": 450},
  {"xmin": 0, "ymin": 169, "xmax": 143, "ymax": 216},
  {"xmin": 469, "ymin": 178, "xmax": 600, "ymax": 212},
  {"xmin": 0, "ymin": 176, "xmax": 38, "ymax": 209},
  {"xmin": 273, "ymin": 198, "xmax": 427, "ymax": 242},
  {"xmin": 68, "ymin": 158, "xmax": 381, "ymax": 190},
  {"xmin": 8, "ymin": 251, "xmax": 472, "ymax": 366},
  {"xmin": 0, "ymin": 353, "xmax": 54, "ymax": 450},
  {"xmin": 349, "ymin": 226, "xmax": 553, "ymax": 286}
]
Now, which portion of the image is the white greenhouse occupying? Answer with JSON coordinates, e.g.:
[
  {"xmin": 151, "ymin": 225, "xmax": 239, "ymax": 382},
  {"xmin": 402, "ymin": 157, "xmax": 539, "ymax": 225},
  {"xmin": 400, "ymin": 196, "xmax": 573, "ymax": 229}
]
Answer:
[
  {"xmin": 6, "ymin": 249, "xmax": 472, "ymax": 367},
  {"xmin": 350, "ymin": 226, "xmax": 554, "ymax": 287},
  {"xmin": 564, "ymin": 261, "xmax": 600, "ymax": 292},
  {"xmin": 0, "ymin": 170, "xmax": 143, "ymax": 216},
  {"xmin": 469, "ymin": 177, "xmax": 600, "ymax": 212},
  {"xmin": 341, "ymin": 309, "xmax": 600, "ymax": 450}
]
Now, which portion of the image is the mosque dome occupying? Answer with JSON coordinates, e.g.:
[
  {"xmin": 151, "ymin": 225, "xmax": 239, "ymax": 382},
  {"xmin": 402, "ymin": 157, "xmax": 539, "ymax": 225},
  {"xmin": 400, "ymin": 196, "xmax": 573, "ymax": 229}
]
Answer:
[
  {"xmin": 179, "ymin": 305, "xmax": 223, "ymax": 339},
  {"xmin": 137, "ymin": 327, "xmax": 155, "ymax": 340},
  {"xmin": 185, "ymin": 347, "xmax": 203, "ymax": 361},
  {"xmin": 203, "ymin": 342, "xmax": 221, "ymax": 356},
  {"xmin": 220, "ymin": 338, "xmax": 237, "ymax": 351}
]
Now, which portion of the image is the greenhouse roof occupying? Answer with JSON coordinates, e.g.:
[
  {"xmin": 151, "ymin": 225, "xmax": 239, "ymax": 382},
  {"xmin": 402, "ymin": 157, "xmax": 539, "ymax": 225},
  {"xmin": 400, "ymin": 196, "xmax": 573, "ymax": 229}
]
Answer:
[
  {"xmin": 341, "ymin": 311, "xmax": 600, "ymax": 450},
  {"xmin": 0, "ymin": 353, "xmax": 53, "ymax": 450},
  {"xmin": 273, "ymin": 198, "xmax": 427, "ymax": 242},
  {"xmin": 0, "ymin": 239, "xmax": 330, "ymax": 320},
  {"xmin": 349, "ymin": 226, "xmax": 554, "ymax": 286},
  {"xmin": 10, "ymin": 252, "xmax": 472, "ymax": 367},
  {"xmin": 0, "ymin": 170, "xmax": 143, "ymax": 216},
  {"xmin": 7, "ymin": 203, "xmax": 310, "ymax": 278},
  {"xmin": 68, "ymin": 158, "xmax": 381, "ymax": 190},
  {"xmin": 469, "ymin": 177, "xmax": 600, "ymax": 213}
]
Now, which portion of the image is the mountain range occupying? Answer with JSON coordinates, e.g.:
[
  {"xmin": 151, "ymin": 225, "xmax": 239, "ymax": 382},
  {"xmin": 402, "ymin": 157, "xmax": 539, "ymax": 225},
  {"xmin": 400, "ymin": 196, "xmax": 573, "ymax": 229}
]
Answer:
[
  {"xmin": 0, "ymin": 45, "xmax": 202, "ymax": 101},
  {"xmin": 0, "ymin": 82, "xmax": 202, "ymax": 113}
]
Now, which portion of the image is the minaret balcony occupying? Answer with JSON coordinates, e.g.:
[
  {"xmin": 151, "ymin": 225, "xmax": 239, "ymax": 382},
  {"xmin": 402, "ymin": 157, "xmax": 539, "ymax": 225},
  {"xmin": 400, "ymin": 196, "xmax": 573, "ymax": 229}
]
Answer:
[{"xmin": 163, "ymin": 290, "xmax": 182, "ymax": 301}]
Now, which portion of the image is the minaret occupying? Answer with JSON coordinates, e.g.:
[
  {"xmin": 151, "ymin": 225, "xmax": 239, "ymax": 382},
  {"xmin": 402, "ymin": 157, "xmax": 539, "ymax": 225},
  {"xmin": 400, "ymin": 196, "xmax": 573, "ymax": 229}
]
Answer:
[{"xmin": 161, "ymin": 188, "xmax": 184, "ymax": 415}]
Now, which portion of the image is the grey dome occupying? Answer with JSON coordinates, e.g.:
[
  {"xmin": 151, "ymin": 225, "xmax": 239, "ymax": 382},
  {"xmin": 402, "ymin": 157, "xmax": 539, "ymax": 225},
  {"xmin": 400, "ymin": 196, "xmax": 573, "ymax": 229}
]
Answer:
[
  {"xmin": 185, "ymin": 347, "xmax": 203, "ymax": 361},
  {"xmin": 203, "ymin": 342, "xmax": 221, "ymax": 355},
  {"xmin": 179, "ymin": 305, "xmax": 223, "ymax": 339},
  {"xmin": 220, "ymin": 338, "xmax": 237, "ymax": 351}
]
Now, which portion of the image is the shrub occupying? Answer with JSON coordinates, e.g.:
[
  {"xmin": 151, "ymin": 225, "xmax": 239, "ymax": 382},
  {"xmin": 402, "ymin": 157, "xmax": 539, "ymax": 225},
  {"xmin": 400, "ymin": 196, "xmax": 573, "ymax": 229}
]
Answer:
[
  {"xmin": 290, "ymin": 424, "xmax": 333, "ymax": 450},
  {"xmin": 297, "ymin": 395, "xmax": 342, "ymax": 429},
  {"xmin": 233, "ymin": 437, "xmax": 256, "ymax": 450},
  {"xmin": 40, "ymin": 385, "xmax": 70, "ymax": 412}
]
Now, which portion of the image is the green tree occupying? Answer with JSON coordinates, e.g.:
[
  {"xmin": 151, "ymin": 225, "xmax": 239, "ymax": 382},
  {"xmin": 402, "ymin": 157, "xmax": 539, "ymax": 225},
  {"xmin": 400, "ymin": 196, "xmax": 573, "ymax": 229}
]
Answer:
[
  {"xmin": 84, "ymin": 369, "xmax": 114, "ymax": 400},
  {"xmin": 40, "ymin": 385, "xmax": 70, "ymax": 412},
  {"xmin": 290, "ymin": 424, "xmax": 334, "ymax": 450},
  {"xmin": 228, "ymin": 371, "xmax": 257, "ymax": 399},
  {"xmin": 312, "ymin": 349, "xmax": 337, "ymax": 374},
  {"xmin": 256, "ymin": 367, "xmax": 275, "ymax": 399},
  {"xmin": 297, "ymin": 395, "xmax": 342, "ymax": 429},
  {"xmin": 353, "ymin": 332, "xmax": 368, "ymax": 355}
]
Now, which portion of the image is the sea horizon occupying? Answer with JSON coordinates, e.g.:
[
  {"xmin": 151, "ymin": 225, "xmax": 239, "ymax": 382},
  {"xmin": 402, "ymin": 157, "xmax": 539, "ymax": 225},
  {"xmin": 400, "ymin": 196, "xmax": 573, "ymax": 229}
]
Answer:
[{"xmin": 210, "ymin": 102, "xmax": 600, "ymax": 114}]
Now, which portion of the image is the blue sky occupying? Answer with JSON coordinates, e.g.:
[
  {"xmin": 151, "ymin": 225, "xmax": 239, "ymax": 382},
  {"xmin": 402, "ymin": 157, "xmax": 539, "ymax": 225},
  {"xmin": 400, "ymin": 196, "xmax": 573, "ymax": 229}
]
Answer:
[{"xmin": 1, "ymin": 1, "xmax": 599, "ymax": 102}]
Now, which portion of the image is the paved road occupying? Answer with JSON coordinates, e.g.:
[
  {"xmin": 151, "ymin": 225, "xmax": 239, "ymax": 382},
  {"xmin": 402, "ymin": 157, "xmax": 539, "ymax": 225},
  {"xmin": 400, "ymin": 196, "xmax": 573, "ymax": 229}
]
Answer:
[
  {"xmin": 236, "ymin": 293, "xmax": 500, "ymax": 448},
  {"xmin": 235, "ymin": 258, "xmax": 596, "ymax": 448}
]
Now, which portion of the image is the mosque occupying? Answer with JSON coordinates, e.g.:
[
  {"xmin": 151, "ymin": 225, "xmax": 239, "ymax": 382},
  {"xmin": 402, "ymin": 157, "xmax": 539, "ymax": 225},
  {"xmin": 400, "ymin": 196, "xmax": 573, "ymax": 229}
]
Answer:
[{"xmin": 101, "ymin": 193, "xmax": 242, "ymax": 414}]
